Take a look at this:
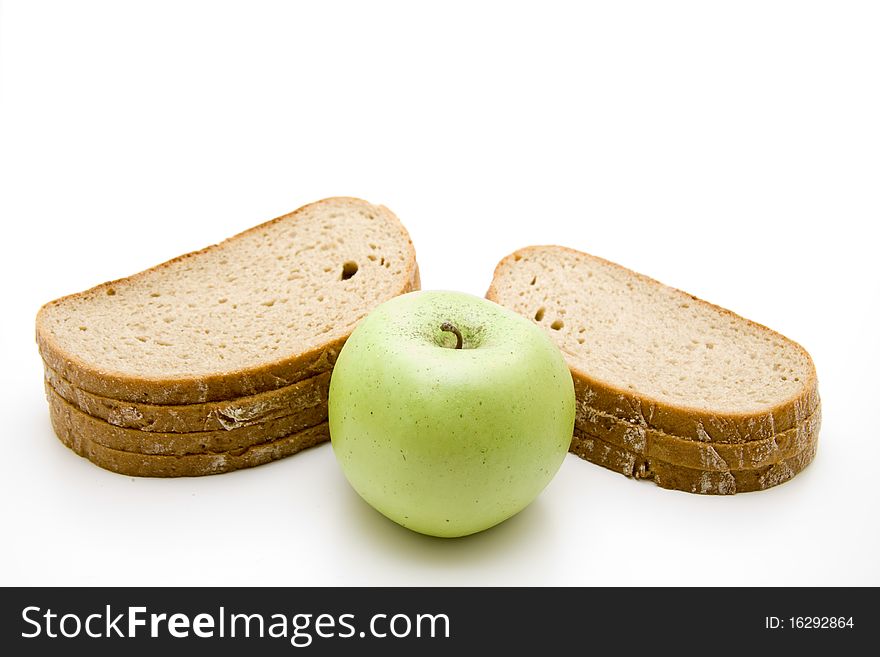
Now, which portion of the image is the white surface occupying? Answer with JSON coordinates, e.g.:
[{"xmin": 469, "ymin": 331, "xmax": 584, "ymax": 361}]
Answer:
[{"xmin": 1, "ymin": 0, "xmax": 878, "ymax": 586}]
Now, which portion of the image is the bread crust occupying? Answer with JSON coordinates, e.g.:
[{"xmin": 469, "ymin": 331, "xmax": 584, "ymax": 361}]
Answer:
[
  {"xmin": 49, "ymin": 407, "xmax": 330, "ymax": 477},
  {"xmin": 45, "ymin": 365, "xmax": 330, "ymax": 433},
  {"xmin": 45, "ymin": 382, "xmax": 328, "ymax": 456},
  {"xmin": 486, "ymin": 245, "xmax": 821, "ymax": 442},
  {"xmin": 570, "ymin": 427, "xmax": 818, "ymax": 494},
  {"xmin": 36, "ymin": 198, "xmax": 420, "ymax": 404},
  {"xmin": 575, "ymin": 395, "xmax": 821, "ymax": 471}
]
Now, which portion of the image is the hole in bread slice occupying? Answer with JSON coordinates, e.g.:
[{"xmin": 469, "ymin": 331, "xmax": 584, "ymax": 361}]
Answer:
[{"xmin": 341, "ymin": 261, "xmax": 359, "ymax": 281}]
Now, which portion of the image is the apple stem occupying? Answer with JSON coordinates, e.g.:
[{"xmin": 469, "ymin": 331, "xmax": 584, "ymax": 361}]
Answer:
[{"xmin": 440, "ymin": 322, "xmax": 463, "ymax": 349}]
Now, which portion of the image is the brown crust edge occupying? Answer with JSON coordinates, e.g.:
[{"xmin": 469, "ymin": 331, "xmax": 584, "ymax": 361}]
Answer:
[
  {"xmin": 45, "ymin": 381, "xmax": 329, "ymax": 456},
  {"xmin": 49, "ymin": 401, "xmax": 331, "ymax": 477},
  {"xmin": 486, "ymin": 245, "xmax": 820, "ymax": 441},
  {"xmin": 576, "ymin": 396, "xmax": 821, "ymax": 471},
  {"xmin": 45, "ymin": 364, "xmax": 331, "ymax": 433},
  {"xmin": 570, "ymin": 426, "xmax": 819, "ymax": 495},
  {"xmin": 36, "ymin": 198, "xmax": 420, "ymax": 404}
]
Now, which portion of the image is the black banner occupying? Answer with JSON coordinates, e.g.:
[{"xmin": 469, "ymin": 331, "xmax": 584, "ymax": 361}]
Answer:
[{"xmin": 0, "ymin": 587, "xmax": 871, "ymax": 655}]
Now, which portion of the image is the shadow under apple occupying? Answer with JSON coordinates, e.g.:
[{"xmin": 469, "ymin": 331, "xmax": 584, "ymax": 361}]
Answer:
[{"xmin": 336, "ymin": 478, "xmax": 558, "ymax": 572}]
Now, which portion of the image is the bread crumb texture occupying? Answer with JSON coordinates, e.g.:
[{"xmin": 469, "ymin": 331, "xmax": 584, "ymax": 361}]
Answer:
[
  {"xmin": 488, "ymin": 246, "xmax": 817, "ymax": 416},
  {"xmin": 36, "ymin": 198, "xmax": 419, "ymax": 403}
]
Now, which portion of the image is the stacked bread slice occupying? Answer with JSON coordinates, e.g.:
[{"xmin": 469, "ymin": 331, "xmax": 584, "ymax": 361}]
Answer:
[
  {"xmin": 37, "ymin": 198, "xmax": 420, "ymax": 477},
  {"xmin": 487, "ymin": 246, "xmax": 820, "ymax": 494}
]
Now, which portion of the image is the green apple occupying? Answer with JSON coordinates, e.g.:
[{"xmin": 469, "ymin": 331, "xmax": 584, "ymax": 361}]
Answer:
[{"xmin": 328, "ymin": 290, "xmax": 574, "ymax": 538}]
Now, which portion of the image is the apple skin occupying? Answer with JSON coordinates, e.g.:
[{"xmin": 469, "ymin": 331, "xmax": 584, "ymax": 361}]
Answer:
[{"xmin": 329, "ymin": 290, "xmax": 574, "ymax": 538}]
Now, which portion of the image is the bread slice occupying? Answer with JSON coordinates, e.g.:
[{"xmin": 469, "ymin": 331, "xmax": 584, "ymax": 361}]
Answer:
[
  {"xmin": 50, "ymin": 408, "xmax": 330, "ymax": 477},
  {"xmin": 45, "ymin": 365, "xmax": 330, "ymax": 433},
  {"xmin": 571, "ymin": 428, "xmax": 818, "ymax": 495},
  {"xmin": 487, "ymin": 245, "xmax": 821, "ymax": 490},
  {"xmin": 45, "ymin": 383, "xmax": 327, "ymax": 456},
  {"xmin": 36, "ymin": 198, "xmax": 419, "ymax": 405},
  {"xmin": 487, "ymin": 246, "xmax": 819, "ymax": 438}
]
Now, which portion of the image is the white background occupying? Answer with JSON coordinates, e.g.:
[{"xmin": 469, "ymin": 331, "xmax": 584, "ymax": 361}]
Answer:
[{"xmin": 1, "ymin": 0, "xmax": 878, "ymax": 586}]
